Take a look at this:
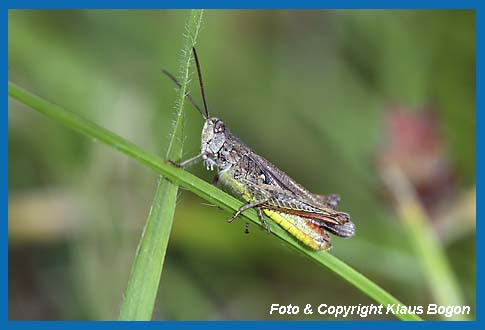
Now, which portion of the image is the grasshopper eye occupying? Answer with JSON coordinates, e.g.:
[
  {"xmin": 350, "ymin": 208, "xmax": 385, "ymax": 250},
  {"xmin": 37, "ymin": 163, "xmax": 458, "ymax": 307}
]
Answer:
[{"xmin": 214, "ymin": 120, "xmax": 225, "ymax": 133}]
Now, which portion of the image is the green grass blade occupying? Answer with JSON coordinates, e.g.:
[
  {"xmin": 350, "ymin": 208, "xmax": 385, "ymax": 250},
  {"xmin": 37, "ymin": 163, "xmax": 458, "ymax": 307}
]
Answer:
[
  {"xmin": 382, "ymin": 167, "xmax": 467, "ymax": 320},
  {"xmin": 117, "ymin": 10, "xmax": 204, "ymax": 320},
  {"xmin": 119, "ymin": 177, "xmax": 178, "ymax": 320},
  {"xmin": 8, "ymin": 80, "xmax": 422, "ymax": 321}
]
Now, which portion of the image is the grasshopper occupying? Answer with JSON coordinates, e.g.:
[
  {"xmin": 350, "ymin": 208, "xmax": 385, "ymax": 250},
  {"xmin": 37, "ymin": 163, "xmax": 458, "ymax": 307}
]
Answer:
[{"xmin": 163, "ymin": 48, "xmax": 355, "ymax": 251}]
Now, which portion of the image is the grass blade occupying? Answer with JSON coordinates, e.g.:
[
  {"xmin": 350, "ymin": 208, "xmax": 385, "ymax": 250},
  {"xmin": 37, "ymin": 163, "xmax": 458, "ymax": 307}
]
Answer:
[
  {"xmin": 382, "ymin": 166, "xmax": 467, "ymax": 320},
  {"xmin": 8, "ymin": 80, "xmax": 422, "ymax": 321},
  {"xmin": 117, "ymin": 9, "xmax": 204, "ymax": 320}
]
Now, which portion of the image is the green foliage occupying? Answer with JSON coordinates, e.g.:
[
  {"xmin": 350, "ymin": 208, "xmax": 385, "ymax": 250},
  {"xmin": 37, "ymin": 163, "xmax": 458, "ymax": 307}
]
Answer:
[{"xmin": 382, "ymin": 167, "xmax": 467, "ymax": 320}]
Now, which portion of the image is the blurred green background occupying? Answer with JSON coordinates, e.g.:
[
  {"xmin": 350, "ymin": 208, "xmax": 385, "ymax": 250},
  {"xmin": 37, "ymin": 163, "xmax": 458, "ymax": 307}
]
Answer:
[{"xmin": 8, "ymin": 10, "xmax": 475, "ymax": 320}]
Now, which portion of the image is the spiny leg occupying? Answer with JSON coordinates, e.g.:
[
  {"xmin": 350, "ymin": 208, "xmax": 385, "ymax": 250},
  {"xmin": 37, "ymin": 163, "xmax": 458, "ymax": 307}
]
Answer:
[
  {"xmin": 226, "ymin": 200, "xmax": 268, "ymax": 223},
  {"xmin": 167, "ymin": 153, "xmax": 203, "ymax": 168},
  {"xmin": 257, "ymin": 207, "xmax": 270, "ymax": 234}
]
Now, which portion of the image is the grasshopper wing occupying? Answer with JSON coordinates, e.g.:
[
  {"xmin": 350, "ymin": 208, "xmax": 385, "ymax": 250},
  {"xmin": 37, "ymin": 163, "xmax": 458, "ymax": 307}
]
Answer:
[
  {"xmin": 247, "ymin": 152, "xmax": 342, "ymax": 210},
  {"xmin": 240, "ymin": 176, "xmax": 352, "ymax": 229},
  {"xmin": 243, "ymin": 154, "xmax": 355, "ymax": 237}
]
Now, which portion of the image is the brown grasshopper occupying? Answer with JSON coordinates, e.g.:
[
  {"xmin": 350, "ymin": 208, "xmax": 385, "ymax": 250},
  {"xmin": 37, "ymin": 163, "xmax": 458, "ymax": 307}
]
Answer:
[{"xmin": 163, "ymin": 48, "xmax": 355, "ymax": 251}]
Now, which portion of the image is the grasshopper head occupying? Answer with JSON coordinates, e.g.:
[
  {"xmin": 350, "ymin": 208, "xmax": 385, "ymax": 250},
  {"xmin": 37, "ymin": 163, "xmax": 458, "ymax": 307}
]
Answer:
[{"xmin": 201, "ymin": 117, "xmax": 227, "ymax": 157}]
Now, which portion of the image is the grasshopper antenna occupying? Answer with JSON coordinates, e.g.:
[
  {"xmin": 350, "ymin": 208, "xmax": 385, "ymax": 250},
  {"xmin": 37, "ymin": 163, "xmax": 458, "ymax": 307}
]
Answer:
[
  {"xmin": 192, "ymin": 47, "xmax": 210, "ymax": 119},
  {"xmin": 161, "ymin": 69, "xmax": 207, "ymax": 119}
]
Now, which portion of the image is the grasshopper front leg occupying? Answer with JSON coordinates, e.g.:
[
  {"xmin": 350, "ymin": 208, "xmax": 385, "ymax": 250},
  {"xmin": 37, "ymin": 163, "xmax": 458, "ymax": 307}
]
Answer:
[{"xmin": 167, "ymin": 153, "xmax": 204, "ymax": 168}]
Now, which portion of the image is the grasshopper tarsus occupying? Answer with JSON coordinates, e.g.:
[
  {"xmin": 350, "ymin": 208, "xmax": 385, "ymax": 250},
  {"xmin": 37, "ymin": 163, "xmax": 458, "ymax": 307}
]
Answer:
[
  {"xmin": 226, "ymin": 211, "xmax": 241, "ymax": 223},
  {"xmin": 244, "ymin": 222, "xmax": 250, "ymax": 234},
  {"xmin": 166, "ymin": 159, "xmax": 183, "ymax": 168}
]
